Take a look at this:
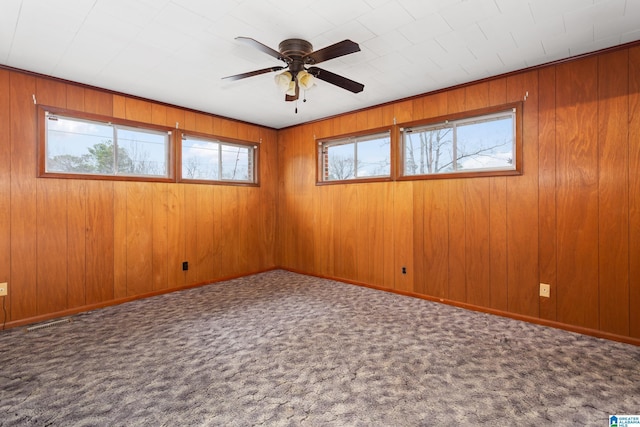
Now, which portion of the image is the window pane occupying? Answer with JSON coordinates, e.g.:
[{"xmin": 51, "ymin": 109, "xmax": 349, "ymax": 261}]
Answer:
[
  {"xmin": 44, "ymin": 113, "xmax": 171, "ymax": 179},
  {"xmin": 46, "ymin": 116, "xmax": 115, "ymax": 174},
  {"xmin": 404, "ymin": 125, "xmax": 454, "ymax": 175},
  {"xmin": 117, "ymin": 127, "xmax": 169, "ymax": 177},
  {"xmin": 181, "ymin": 135, "xmax": 255, "ymax": 183},
  {"xmin": 221, "ymin": 144, "xmax": 251, "ymax": 181},
  {"xmin": 326, "ymin": 143, "xmax": 355, "ymax": 181},
  {"xmin": 356, "ymin": 136, "xmax": 390, "ymax": 177},
  {"xmin": 455, "ymin": 115, "xmax": 514, "ymax": 171},
  {"xmin": 402, "ymin": 108, "xmax": 516, "ymax": 177},
  {"xmin": 182, "ymin": 137, "xmax": 220, "ymax": 180}
]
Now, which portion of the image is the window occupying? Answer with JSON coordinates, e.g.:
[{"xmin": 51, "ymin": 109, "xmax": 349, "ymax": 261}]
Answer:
[
  {"xmin": 43, "ymin": 110, "xmax": 171, "ymax": 179},
  {"xmin": 181, "ymin": 134, "xmax": 257, "ymax": 184},
  {"xmin": 318, "ymin": 130, "xmax": 391, "ymax": 183},
  {"xmin": 401, "ymin": 105, "xmax": 520, "ymax": 178}
]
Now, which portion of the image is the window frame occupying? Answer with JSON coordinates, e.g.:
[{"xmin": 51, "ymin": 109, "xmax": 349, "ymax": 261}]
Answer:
[
  {"xmin": 178, "ymin": 131, "xmax": 260, "ymax": 187},
  {"xmin": 316, "ymin": 127, "xmax": 393, "ymax": 185},
  {"xmin": 397, "ymin": 102, "xmax": 523, "ymax": 181},
  {"xmin": 38, "ymin": 106, "xmax": 176, "ymax": 182}
]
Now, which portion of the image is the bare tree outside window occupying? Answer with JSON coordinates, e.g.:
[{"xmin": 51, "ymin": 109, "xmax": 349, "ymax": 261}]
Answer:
[
  {"xmin": 402, "ymin": 111, "xmax": 515, "ymax": 176},
  {"xmin": 321, "ymin": 131, "xmax": 391, "ymax": 182},
  {"xmin": 181, "ymin": 135, "xmax": 255, "ymax": 183}
]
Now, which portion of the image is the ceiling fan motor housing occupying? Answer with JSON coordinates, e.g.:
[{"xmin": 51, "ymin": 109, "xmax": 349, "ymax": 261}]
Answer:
[{"xmin": 279, "ymin": 39, "xmax": 314, "ymax": 75}]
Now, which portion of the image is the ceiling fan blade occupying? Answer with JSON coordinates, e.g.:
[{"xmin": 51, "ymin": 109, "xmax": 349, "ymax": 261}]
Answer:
[
  {"xmin": 222, "ymin": 66, "xmax": 285, "ymax": 81},
  {"xmin": 235, "ymin": 36, "xmax": 288, "ymax": 61},
  {"xmin": 304, "ymin": 40, "xmax": 360, "ymax": 64},
  {"xmin": 285, "ymin": 81, "xmax": 299, "ymax": 102},
  {"xmin": 307, "ymin": 67, "xmax": 364, "ymax": 93}
]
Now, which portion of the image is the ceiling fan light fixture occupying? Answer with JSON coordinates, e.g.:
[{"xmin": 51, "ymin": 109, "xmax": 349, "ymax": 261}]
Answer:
[
  {"xmin": 297, "ymin": 70, "xmax": 315, "ymax": 90},
  {"xmin": 285, "ymin": 80, "xmax": 297, "ymax": 96},
  {"xmin": 274, "ymin": 71, "xmax": 293, "ymax": 92}
]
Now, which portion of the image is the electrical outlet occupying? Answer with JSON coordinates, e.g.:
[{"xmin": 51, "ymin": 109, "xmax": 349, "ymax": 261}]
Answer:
[
  {"xmin": 0, "ymin": 282, "xmax": 7, "ymax": 296},
  {"xmin": 182, "ymin": 261, "xmax": 189, "ymax": 271},
  {"xmin": 539, "ymin": 283, "xmax": 550, "ymax": 298}
]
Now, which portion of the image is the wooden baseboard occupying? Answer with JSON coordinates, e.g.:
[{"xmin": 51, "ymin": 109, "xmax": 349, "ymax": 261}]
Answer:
[
  {"xmin": 280, "ymin": 267, "xmax": 640, "ymax": 347},
  {"xmin": 0, "ymin": 267, "xmax": 279, "ymax": 331},
  {"xmin": 5, "ymin": 266, "xmax": 638, "ymax": 347}
]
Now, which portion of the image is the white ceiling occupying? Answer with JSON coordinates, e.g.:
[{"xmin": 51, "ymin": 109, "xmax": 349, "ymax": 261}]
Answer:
[{"xmin": 2, "ymin": 0, "xmax": 639, "ymax": 129}]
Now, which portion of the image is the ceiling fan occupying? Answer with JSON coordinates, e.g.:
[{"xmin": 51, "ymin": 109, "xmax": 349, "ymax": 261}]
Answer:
[{"xmin": 222, "ymin": 37, "xmax": 365, "ymax": 102}]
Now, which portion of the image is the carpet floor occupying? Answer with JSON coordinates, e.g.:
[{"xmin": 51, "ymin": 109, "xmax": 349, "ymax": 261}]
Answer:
[{"xmin": 0, "ymin": 270, "xmax": 638, "ymax": 426}]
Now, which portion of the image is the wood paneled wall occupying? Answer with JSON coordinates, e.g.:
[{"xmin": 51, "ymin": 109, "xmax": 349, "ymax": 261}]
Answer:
[
  {"xmin": 0, "ymin": 68, "xmax": 278, "ymax": 327},
  {"xmin": 276, "ymin": 45, "xmax": 640, "ymax": 342}
]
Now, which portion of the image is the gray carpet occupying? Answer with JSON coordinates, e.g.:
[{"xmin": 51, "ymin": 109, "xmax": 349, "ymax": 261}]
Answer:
[{"xmin": 0, "ymin": 270, "xmax": 638, "ymax": 426}]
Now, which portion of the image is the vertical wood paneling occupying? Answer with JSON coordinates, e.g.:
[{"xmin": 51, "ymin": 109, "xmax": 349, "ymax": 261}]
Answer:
[
  {"xmin": 125, "ymin": 183, "xmax": 154, "ymax": 296},
  {"xmin": 629, "ymin": 46, "xmax": 640, "ymax": 338},
  {"xmin": 196, "ymin": 185, "xmax": 215, "ymax": 283},
  {"xmin": 86, "ymin": 181, "xmax": 114, "ymax": 304},
  {"xmin": 314, "ymin": 186, "xmax": 335, "ymax": 277},
  {"xmin": 84, "ymin": 88, "xmax": 112, "ymax": 116},
  {"xmin": 422, "ymin": 91, "xmax": 447, "ymax": 117},
  {"xmin": 67, "ymin": 180, "xmax": 87, "ymax": 308},
  {"xmin": 412, "ymin": 182, "xmax": 425, "ymax": 293},
  {"xmin": 555, "ymin": 58, "xmax": 599, "ymax": 329},
  {"xmin": 219, "ymin": 118, "xmax": 238, "ymax": 139},
  {"xmin": 488, "ymin": 78, "xmax": 507, "ymax": 107},
  {"xmin": 382, "ymin": 184, "xmax": 395, "ymax": 289},
  {"xmin": 447, "ymin": 87, "xmax": 466, "ymax": 114},
  {"xmin": 66, "ymin": 85, "xmax": 84, "ymax": 111},
  {"xmin": 220, "ymin": 187, "xmax": 240, "ymax": 277},
  {"xmin": 152, "ymin": 183, "xmax": 169, "ymax": 291},
  {"xmin": 10, "ymin": 72, "xmax": 37, "ymax": 320},
  {"xmin": 244, "ymin": 187, "xmax": 261, "ymax": 269},
  {"xmin": 356, "ymin": 185, "xmax": 372, "ymax": 284},
  {"xmin": 0, "ymin": 70, "xmax": 10, "ymax": 305},
  {"xmin": 259, "ymin": 131, "xmax": 277, "ymax": 269},
  {"xmin": 447, "ymin": 180, "xmax": 466, "ymax": 301},
  {"xmin": 423, "ymin": 180, "xmax": 449, "ymax": 298},
  {"xmin": 167, "ymin": 183, "xmax": 186, "ymax": 288},
  {"xmin": 489, "ymin": 177, "xmax": 508, "ymax": 310},
  {"xmin": 183, "ymin": 184, "xmax": 199, "ymax": 283},
  {"xmin": 368, "ymin": 184, "xmax": 386, "ymax": 287},
  {"xmin": 236, "ymin": 187, "xmax": 252, "ymax": 274},
  {"xmin": 505, "ymin": 71, "xmax": 539, "ymax": 317},
  {"xmin": 334, "ymin": 184, "xmax": 358, "ymax": 280},
  {"xmin": 151, "ymin": 104, "xmax": 167, "ymax": 126},
  {"xmin": 295, "ymin": 127, "xmax": 315, "ymax": 271},
  {"xmin": 125, "ymin": 98, "xmax": 152, "ymax": 122},
  {"xmin": 393, "ymin": 182, "xmax": 413, "ymax": 291},
  {"xmin": 367, "ymin": 107, "xmax": 384, "ymax": 129},
  {"xmin": 166, "ymin": 107, "xmax": 185, "ymax": 130},
  {"xmin": 597, "ymin": 50, "xmax": 629, "ymax": 335},
  {"xmin": 465, "ymin": 82, "xmax": 489, "ymax": 110},
  {"xmin": 538, "ymin": 66, "xmax": 558, "ymax": 320},
  {"xmin": 113, "ymin": 95, "xmax": 126, "ymax": 119},
  {"xmin": 210, "ymin": 186, "xmax": 223, "ymax": 279},
  {"xmin": 112, "ymin": 182, "xmax": 128, "ymax": 299},
  {"xmin": 465, "ymin": 179, "xmax": 490, "ymax": 307},
  {"xmin": 36, "ymin": 78, "xmax": 66, "ymax": 107},
  {"xmin": 36, "ymin": 179, "xmax": 68, "ymax": 314},
  {"xmin": 195, "ymin": 113, "xmax": 213, "ymax": 134},
  {"xmin": 394, "ymin": 100, "xmax": 413, "ymax": 123}
]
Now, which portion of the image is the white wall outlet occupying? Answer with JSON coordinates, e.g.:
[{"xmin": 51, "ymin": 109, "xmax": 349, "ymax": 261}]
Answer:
[
  {"xmin": 0, "ymin": 282, "xmax": 7, "ymax": 296},
  {"xmin": 539, "ymin": 283, "xmax": 550, "ymax": 298}
]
